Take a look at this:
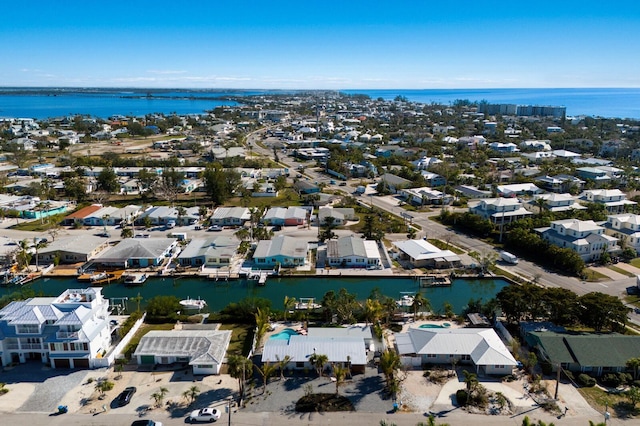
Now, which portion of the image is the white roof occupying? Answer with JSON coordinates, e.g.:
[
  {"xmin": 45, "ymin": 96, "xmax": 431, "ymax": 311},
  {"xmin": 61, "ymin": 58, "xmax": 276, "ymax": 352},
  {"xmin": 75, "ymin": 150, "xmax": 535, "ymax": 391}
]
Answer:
[
  {"xmin": 134, "ymin": 330, "xmax": 231, "ymax": 365},
  {"xmin": 395, "ymin": 328, "xmax": 517, "ymax": 367},
  {"xmin": 393, "ymin": 239, "xmax": 460, "ymax": 262},
  {"xmin": 261, "ymin": 335, "xmax": 367, "ymax": 365}
]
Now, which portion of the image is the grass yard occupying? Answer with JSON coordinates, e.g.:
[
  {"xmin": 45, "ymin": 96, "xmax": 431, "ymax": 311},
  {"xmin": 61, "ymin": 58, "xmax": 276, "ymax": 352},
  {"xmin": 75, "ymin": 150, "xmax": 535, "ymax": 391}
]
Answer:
[
  {"xmin": 427, "ymin": 238, "xmax": 464, "ymax": 255},
  {"xmin": 608, "ymin": 265, "xmax": 635, "ymax": 277},
  {"xmin": 121, "ymin": 323, "xmax": 175, "ymax": 358},
  {"xmin": 583, "ymin": 268, "xmax": 612, "ymax": 282},
  {"xmin": 219, "ymin": 323, "xmax": 254, "ymax": 356},
  {"xmin": 577, "ymin": 386, "xmax": 640, "ymax": 419}
]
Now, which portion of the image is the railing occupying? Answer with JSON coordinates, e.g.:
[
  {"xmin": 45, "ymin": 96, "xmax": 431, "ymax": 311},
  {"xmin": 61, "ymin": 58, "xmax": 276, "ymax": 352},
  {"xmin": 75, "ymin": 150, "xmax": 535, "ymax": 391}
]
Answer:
[{"xmin": 56, "ymin": 331, "xmax": 79, "ymax": 339}]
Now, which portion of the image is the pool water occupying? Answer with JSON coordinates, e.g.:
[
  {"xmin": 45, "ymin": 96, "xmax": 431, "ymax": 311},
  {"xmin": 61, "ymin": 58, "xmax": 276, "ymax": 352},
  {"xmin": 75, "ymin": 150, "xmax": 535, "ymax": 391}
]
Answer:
[
  {"xmin": 270, "ymin": 328, "xmax": 298, "ymax": 340},
  {"xmin": 419, "ymin": 323, "xmax": 451, "ymax": 329}
]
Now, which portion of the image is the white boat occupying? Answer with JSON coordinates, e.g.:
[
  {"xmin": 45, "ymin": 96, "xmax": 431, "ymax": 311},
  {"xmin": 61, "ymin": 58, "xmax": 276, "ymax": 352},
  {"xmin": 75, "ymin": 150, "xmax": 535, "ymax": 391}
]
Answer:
[
  {"xmin": 124, "ymin": 273, "xmax": 147, "ymax": 286},
  {"xmin": 294, "ymin": 297, "xmax": 321, "ymax": 310},
  {"xmin": 396, "ymin": 294, "xmax": 414, "ymax": 307},
  {"xmin": 89, "ymin": 272, "xmax": 108, "ymax": 282},
  {"xmin": 180, "ymin": 297, "xmax": 207, "ymax": 310}
]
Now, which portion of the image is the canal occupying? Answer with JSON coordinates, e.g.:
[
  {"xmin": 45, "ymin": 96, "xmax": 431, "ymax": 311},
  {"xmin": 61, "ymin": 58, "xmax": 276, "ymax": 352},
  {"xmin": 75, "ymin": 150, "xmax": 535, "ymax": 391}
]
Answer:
[{"xmin": 1, "ymin": 276, "xmax": 510, "ymax": 314}]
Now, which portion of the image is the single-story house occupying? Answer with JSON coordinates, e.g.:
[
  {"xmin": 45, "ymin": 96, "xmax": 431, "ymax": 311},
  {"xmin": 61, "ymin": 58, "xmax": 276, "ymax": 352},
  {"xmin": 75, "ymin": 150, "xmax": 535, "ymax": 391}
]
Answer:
[
  {"xmin": 94, "ymin": 238, "xmax": 178, "ymax": 268},
  {"xmin": 318, "ymin": 207, "xmax": 356, "ymax": 226},
  {"xmin": 133, "ymin": 328, "xmax": 231, "ymax": 375},
  {"xmin": 263, "ymin": 207, "xmax": 308, "ymax": 226},
  {"xmin": 38, "ymin": 235, "xmax": 112, "ymax": 264},
  {"xmin": 294, "ymin": 180, "xmax": 321, "ymax": 195},
  {"xmin": 63, "ymin": 204, "xmax": 104, "ymax": 226},
  {"xmin": 177, "ymin": 236, "xmax": 239, "ymax": 268},
  {"xmin": 379, "ymin": 173, "xmax": 412, "ymax": 193},
  {"xmin": 326, "ymin": 236, "xmax": 381, "ymax": 268},
  {"xmin": 392, "ymin": 239, "xmax": 461, "ymax": 269},
  {"xmin": 253, "ymin": 235, "xmax": 308, "ymax": 268},
  {"xmin": 261, "ymin": 334, "xmax": 368, "ymax": 374},
  {"xmin": 395, "ymin": 327, "xmax": 517, "ymax": 375},
  {"xmin": 526, "ymin": 331, "xmax": 640, "ymax": 376},
  {"xmin": 210, "ymin": 207, "xmax": 251, "ymax": 227}
]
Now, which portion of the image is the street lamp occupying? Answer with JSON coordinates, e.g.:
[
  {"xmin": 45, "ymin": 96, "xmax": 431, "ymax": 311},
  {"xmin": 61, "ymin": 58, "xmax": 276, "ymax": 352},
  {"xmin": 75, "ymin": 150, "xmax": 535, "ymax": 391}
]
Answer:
[{"xmin": 227, "ymin": 397, "xmax": 233, "ymax": 426}]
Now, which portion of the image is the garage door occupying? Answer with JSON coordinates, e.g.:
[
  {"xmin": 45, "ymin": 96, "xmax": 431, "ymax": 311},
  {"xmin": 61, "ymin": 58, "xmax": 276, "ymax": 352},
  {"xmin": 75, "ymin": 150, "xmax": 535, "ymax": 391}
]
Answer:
[
  {"xmin": 74, "ymin": 358, "xmax": 90, "ymax": 368},
  {"xmin": 54, "ymin": 359, "xmax": 70, "ymax": 368},
  {"xmin": 140, "ymin": 355, "xmax": 155, "ymax": 365}
]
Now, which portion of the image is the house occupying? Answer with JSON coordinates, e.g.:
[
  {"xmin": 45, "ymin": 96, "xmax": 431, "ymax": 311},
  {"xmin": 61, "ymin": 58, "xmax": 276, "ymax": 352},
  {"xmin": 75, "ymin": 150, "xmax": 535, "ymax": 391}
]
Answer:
[
  {"xmin": 253, "ymin": 235, "xmax": 308, "ymax": 268},
  {"xmin": 455, "ymin": 185, "xmax": 492, "ymax": 199},
  {"xmin": 412, "ymin": 156, "xmax": 442, "ymax": 170},
  {"xmin": 133, "ymin": 327, "xmax": 231, "ymax": 375},
  {"xmin": 210, "ymin": 207, "xmax": 251, "ymax": 227},
  {"xmin": 137, "ymin": 206, "xmax": 199, "ymax": 226},
  {"xmin": 392, "ymin": 239, "xmax": 461, "ymax": 269},
  {"xmin": 62, "ymin": 204, "xmax": 104, "ymax": 226},
  {"xmin": 469, "ymin": 198, "xmax": 532, "ymax": 224},
  {"xmin": 527, "ymin": 193, "xmax": 586, "ymax": 213},
  {"xmin": 581, "ymin": 189, "xmax": 637, "ymax": 214},
  {"xmin": 326, "ymin": 236, "xmax": 381, "ymax": 269},
  {"xmin": 262, "ymin": 207, "xmax": 308, "ymax": 226},
  {"xmin": 400, "ymin": 187, "xmax": 451, "ymax": 206},
  {"xmin": 395, "ymin": 327, "xmax": 517, "ymax": 375},
  {"xmin": 177, "ymin": 236, "xmax": 239, "ymax": 268},
  {"xmin": 94, "ymin": 238, "xmax": 178, "ymax": 268},
  {"xmin": 535, "ymin": 175, "xmax": 585, "ymax": 193},
  {"xmin": 317, "ymin": 207, "xmax": 356, "ymax": 226},
  {"xmin": 604, "ymin": 214, "xmax": 640, "ymax": 254},
  {"xmin": 488, "ymin": 142, "xmax": 518, "ymax": 153},
  {"xmin": 261, "ymin": 333, "xmax": 368, "ymax": 374},
  {"xmin": 420, "ymin": 172, "xmax": 447, "ymax": 187},
  {"xmin": 0, "ymin": 287, "xmax": 112, "ymax": 369},
  {"xmin": 294, "ymin": 180, "xmax": 321, "ymax": 195},
  {"xmin": 576, "ymin": 167, "xmax": 612, "ymax": 187},
  {"xmin": 535, "ymin": 219, "xmax": 619, "ymax": 262},
  {"xmin": 38, "ymin": 235, "xmax": 112, "ymax": 264},
  {"xmin": 496, "ymin": 183, "xmax": 542, "ymax": 198},
  {"xmin": 526, "ymin": 331, "xmax": 640, "ymax": 376},
  {"xmin": 379, "ymin": 173, "xmax": 412, "ymax": 193}
]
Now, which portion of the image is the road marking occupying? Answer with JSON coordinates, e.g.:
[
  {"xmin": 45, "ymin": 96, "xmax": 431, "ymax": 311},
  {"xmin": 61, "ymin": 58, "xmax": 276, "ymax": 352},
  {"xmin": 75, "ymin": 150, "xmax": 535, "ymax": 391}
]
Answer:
[{"xmin": 598, "ymin": 283, "xmax": 608, "ymax": 288}]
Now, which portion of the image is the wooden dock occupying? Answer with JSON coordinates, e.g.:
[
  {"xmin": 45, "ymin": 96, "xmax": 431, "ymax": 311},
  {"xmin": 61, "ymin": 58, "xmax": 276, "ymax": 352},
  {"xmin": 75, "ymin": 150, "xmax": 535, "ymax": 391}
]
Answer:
[{"xmin": 418, "ymin": 274, "xmax": 452, "ymax": 287}]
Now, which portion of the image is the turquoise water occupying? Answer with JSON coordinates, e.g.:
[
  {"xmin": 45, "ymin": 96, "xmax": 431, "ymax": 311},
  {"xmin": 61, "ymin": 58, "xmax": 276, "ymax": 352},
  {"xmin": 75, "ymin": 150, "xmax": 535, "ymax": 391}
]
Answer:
[
  {"xmin": 270, "ymin": 328, "xmax": 298, "ymax": 340},
  {"xmin": 419, "ymin": 323, "xmax": 451, "ymax": 329},
  {"xmin": 0, "ymin": 276, "xmax": 509, "ymax": 315},
  {"xmin": 1, "ymin": 88, "xmax": 639, "ymax": 119}
]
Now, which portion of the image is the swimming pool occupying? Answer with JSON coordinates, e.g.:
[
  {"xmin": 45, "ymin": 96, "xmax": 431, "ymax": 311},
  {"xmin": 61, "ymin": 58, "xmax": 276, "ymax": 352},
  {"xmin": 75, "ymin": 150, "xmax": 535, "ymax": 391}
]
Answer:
[
  {"xmin": 270, "ymin": 328, "xmax": 298, "ymax": 340},
  {"xmin": 419, "ymin": 323, "xmax": 451, "ymax": 329}
]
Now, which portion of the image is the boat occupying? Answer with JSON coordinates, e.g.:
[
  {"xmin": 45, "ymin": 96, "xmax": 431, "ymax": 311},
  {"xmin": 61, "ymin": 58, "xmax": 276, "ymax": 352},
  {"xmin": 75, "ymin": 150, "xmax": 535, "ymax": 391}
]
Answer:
[
  {"xmin": 123, "ymin": 273, "xmax": 148, "ymax": 286},
  {"xmin": 77, "ymin": 270, "xmax": 124, "ymax": 286},
  {"xmin": 89, "ymin": 272, "xmax": 108, "ymax": 282},
  {"xmin": 396, "ymin": 293, "xmax": 414, "ymax": 307},
  {"xmin": 294, "ymin": 297, "xmax": 321, "ymax": 310},
  {"xmin": 180, "ymin": 297, "xmax": 207, "ymax": 310}
]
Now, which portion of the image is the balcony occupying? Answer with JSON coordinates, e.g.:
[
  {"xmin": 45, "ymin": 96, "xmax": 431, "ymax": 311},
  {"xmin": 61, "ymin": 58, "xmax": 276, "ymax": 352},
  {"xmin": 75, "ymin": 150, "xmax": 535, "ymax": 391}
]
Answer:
[{"xmin": 56, "ymin": 331, "xmax": 79, "ymax": 339}]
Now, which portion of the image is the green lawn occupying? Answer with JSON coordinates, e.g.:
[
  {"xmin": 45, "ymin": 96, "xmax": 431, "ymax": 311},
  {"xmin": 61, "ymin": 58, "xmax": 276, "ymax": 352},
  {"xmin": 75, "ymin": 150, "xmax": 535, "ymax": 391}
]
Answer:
[
  {"xmin": 219, "ymin": 323, "xmax": 254, "ymax": 356},
  {"xmin": 608, "ymin": 265, "xmax": 635, "ymax": 277},
  {"xmin": 631, "ymin": 258, "xmax": 640, "ymax": 268},
  {"xmin": 427, "ymin": 239, "xmax": 464, "ymax": 254},
  {"xmin": 122, "ymin": 323, "xmax": 175, "ymax": 358},
  {"xmin": 577, "ymin": 386, "xmax": 639, "ymax": 419},
  {"xmin": 583, "ymin": 268, "xmax": 612, "ymax": 282}
]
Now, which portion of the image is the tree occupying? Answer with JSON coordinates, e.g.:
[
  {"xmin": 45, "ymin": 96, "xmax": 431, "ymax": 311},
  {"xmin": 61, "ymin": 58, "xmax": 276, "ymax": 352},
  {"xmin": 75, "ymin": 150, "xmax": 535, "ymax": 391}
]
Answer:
[
  {"xmin": 131, "ymin": 293, "xmax": 143, "ymax": 312},
  {"xmin": 202, "ymin": 165, "xmax": 240, "ymax": 205},
  {"xmin": 379, "ymin": 349, "xmax": 401, "ymax": 396},
  {"xmin": 332, "ymin": 363, "xmax": 348, "ymax": 395},
  {"xmin": 578, "ymin": 292, "xmax": 630, "ymax": 332},
  {"xmin": 151, "ymin": 386, "xmax": 169, "ymax": 408},
  {"xmin": 95, "ymin": 379, "xmax": 114, "ymax": 398},
  {"xmin": 16, "ymin": 239, "xmax": 32, "ymax": 270},
  {"xmin": 407, "ymin": 226, "xmax": 417, "ymax": 240},
  {"xmin": 411, "ymin": 292, "xmax": 431, "ymax": 321},
  {"xmin": 120, "ymin": 227, "xmax": 133, "ymax": 239},
  {"xmin": 625, "ymin": 386, "xmax": 640, "ymax": 408},
  {"xmin": 276, "ymin": 355, "xmax": 291, "ymax": 381},
  {"xmin": 254, "ymin": 362, "xmax": 277, "ymax": 394},
  {"xmin": 319, "ymin": 215, "xmax": 337, "ymax": 242},
  {"xmin": 63, "ymin": 176, "xmax": 87, "ymax": 202},
  {"xmin": 627, "ymin": 357, "xmax": 640, "ymax": 380},
  {"xmin": 182, "ymin": 385, "xmax": 200, "ymax": 406},
  {"xmin": 309, "ymin": 352, "xmax": 329, "ymax": 377},
  {"xmin": 283, "ymin": 296, "xmax": 296, "ymax": 322},
  {"xmin": 363, "ymin": 298, "xmax": 383, "ymax": 325},
  {"xmin": 97, "ymin": 166, "xmax": 119, "ymax": 194},
  {"xmin": 254, "ymin": 307, "xmax": 271, "ymax": 349},
  {"xmin": 138, "ymin": 168, "xmax": 158, "ymax": 197},
  {"xmin": 462, "ymin": 370, "xmax": 479, "ymax": 392},
  {"xmin": 227, "ymin": 355, "xmax": 252, "ymax": 404},
  {"xmin": 145, "ymin": 295, "xmax": 181, "ymax": 320},
  {"xmin": 156, "ymin": 168, "xmax": 185, "ymax": 206}
]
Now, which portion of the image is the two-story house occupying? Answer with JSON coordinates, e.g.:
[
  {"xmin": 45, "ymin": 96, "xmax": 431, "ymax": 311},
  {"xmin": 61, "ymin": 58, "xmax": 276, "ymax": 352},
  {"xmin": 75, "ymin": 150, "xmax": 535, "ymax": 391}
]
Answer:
[
  {"xmin": 604, "ymin": 214, "xmax": 640, "ymax": 255},
  {"xmin": 582, "ymin": 189, "xmax": 637, "ymax": 214},
  {"xmin": 0, "ymin": 288, "xmax": 112, "ymax": 369},
  {"xmin": 469, "ymin": 198, "xmax": 532, "ymax": 224},
  {"xmin": 535, "ymin": 219, "xmax": 619, "ymax": 262},
  {"xmin": 527, "ymin": 193, "xmax": 586, "ymax": 213}
]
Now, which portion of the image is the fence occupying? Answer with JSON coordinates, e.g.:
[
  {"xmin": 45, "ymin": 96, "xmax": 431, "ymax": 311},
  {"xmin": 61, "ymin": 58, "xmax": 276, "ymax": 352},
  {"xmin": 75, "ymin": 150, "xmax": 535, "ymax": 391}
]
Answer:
[{"xmin": 92, "ymin": 313, "xmax": 146, "ymax": 369}]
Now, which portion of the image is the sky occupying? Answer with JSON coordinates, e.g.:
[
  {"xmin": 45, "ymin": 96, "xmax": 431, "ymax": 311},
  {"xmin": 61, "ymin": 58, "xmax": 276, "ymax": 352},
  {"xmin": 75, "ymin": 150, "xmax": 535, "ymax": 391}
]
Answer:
[{"xmin": 2, "ymin": 0, "xmax": 640, "ymax": 90}]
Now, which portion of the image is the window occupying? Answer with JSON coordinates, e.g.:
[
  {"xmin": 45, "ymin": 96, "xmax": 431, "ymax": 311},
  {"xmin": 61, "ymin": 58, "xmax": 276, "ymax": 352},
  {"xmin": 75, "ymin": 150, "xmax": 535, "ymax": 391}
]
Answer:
[{"xmin": 296, "ymin": 362, "xmax": 304, "ymax": 368}]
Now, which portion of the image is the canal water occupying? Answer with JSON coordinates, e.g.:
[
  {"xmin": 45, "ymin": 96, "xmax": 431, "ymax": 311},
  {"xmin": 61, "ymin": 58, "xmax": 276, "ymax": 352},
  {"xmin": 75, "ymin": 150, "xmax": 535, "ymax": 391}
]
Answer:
[{"xmin": 1, "ymin": 276, "xmax": 509, "ymax": 315}]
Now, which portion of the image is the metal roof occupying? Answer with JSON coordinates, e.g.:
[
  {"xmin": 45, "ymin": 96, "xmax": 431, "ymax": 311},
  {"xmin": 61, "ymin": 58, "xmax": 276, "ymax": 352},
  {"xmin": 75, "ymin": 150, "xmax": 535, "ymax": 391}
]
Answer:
[
  {"xmin": 261, "ymin": 335, "xmax": 367, "ymax": 365},
  {"xmin": 134, "ymin": 330, "xmax": 232, "ymax": 365}
]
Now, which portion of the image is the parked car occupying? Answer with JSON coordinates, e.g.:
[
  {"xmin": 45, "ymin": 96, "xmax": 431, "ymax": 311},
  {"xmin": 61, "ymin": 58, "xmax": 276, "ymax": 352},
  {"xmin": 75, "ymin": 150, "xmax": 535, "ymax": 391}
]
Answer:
[
  {"xmin": 131, "ymin": 421, "xmax": 163, "ymax": 426},
  {"xmin": 188, "ymin": 407, "xmax": 221, "ymax": 423},
  {"xmin": 117, "ymin": 386, "xmax": 137, "ymax": 406},
  {"xmin": 208, "ymin": 225, "xmax": 222, "ymax": 232}
]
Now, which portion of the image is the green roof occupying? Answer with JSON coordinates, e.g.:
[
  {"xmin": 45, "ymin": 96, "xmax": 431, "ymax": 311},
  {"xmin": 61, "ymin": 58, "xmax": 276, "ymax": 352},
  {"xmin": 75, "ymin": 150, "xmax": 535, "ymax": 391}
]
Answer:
[{"xmin": 529, "ymin": 331, "xmax": 640, "ymax": 368}]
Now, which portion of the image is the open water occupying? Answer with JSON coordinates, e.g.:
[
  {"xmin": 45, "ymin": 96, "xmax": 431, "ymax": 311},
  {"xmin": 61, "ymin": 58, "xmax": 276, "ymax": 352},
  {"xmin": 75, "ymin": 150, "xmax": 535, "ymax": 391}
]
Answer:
[
  {"xmin": 0, "ymin": 87, "xmax": 638, "ymax": 120},
  {"xmin": 0, "ymin": 276, "xmax": 509, "ymax": 315}
]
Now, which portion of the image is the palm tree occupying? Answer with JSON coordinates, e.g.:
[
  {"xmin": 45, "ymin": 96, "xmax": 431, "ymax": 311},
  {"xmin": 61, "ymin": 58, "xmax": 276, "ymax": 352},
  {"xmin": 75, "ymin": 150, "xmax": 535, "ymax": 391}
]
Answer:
[
  {"xmin": 627, "ymin": 357, "xmax": 640, "ymax": 380},
  {"xmin": 363, "ymin": 298, "xmax": 383, "ymax": 325},
  {"xmin": 411, "ymin": 292, "xmax": 431, "ymax": 321},
  {"xmin": 151, "ymin": 386, "xmax": 169, "ymax": 408},
  {"xmin": 120, "ymin": 227, "xmax": 133, "ymax": 239},
  {"xmin": 131, "ymin": 293, "xmax": 143, "ymax": 312},
  {"xmin": 283, "ymin": 296, "xmax": 296, "ymax": 322},
  {"xmin": 33, "ymin": 238, "xmax": 47, "ymax": 272},
  {"xmin": 379, "ymin": 349, "xmax": 401, "ymax": 396},
  {"xmin": 309, "ymin": 352, "xmax": 329, "ymax": 377},
  {"xmin": 254, "ymin": 362, "xmax": 277, "ymax": 394},
  {"xmin": 16, "ymin": 239, "xmax": 32, "ymax": 271},
  {"xmin": 95, "ymin": 379, "xmax": 114, "ymax": 399},
  {"xmin": 182, "ymin": 385, "xmax": 200, "ymax": 406},
  {"xmin": 254, "ymin": 307, "xmax": 271, "ymax": 349},
  {"xmin": 227, "ymin": 355, "xmax": 252, "ymax": 404},
  {"xmin": 276, "ymin": 355, "xmax": 291, "ymax": 381},
  {"xmin": 462, "ymin": 370, "xmax": 478, "ymax": 392},
  {"xmin": 332, "ymin": 363, "xmax": 348, "ymax": 395}
]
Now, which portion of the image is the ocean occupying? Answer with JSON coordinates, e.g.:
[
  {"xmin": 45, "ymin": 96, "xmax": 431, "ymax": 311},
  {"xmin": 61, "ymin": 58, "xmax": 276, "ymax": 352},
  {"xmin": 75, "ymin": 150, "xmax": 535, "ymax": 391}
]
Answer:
[{"xmin": 0, "ymin": 87, "xmax": 639, "ymax": 120}]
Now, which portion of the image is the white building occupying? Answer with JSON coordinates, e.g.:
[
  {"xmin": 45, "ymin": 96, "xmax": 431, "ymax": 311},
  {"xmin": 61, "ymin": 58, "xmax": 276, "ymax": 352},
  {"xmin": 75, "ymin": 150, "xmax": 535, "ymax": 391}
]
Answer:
[
  {"xmin": 469, "ymin": 198, "xmax": 532, "ymax": 224},
  {"xmin": 0, "ymin": 288, "xmax": 112, "ymax": 369},
  {"xmin": 605, "ymin": 214, "xmax": 640, "ymax": 254},
  {"xmin": 326, "ymin": 236, "xmax": 381, "ymax": 269},
  {"xmin": 535, "ymin": 219, "xmax": 619, "ymax": 262}
]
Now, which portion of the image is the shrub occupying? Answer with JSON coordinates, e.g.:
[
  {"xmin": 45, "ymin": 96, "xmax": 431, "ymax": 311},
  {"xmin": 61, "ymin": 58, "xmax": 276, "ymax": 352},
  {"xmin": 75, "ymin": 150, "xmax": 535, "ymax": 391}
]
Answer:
[
  {"xmin": 456, "ymin": 389, "xmax": 468, "ymax": 406},
  {"xmin": 540, "ymin": 361, "xmax": 553, "ymax": 375},
  {"xmin": 578, "ymin": 373, "xmax": 596, "ymax": 387},
  {"xmin": 602, "ymin": 373, "xmax": 622, "ymax": 387},
  {"xmin": 563, "ymin": 370, "xmax": 575, "ymax": 382}
]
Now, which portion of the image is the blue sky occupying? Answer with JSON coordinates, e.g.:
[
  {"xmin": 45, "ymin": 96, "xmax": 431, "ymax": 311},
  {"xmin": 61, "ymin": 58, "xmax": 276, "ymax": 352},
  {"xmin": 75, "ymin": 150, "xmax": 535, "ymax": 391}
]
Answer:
[{"xmin": 2, "ymin": 0, "xmax": 639, "ymax": 89}]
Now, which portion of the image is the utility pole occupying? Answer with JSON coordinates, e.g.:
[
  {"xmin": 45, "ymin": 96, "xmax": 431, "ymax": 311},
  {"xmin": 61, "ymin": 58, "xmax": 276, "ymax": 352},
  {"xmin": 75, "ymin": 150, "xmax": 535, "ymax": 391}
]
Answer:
[{"xmin": 554, "ymin": 363, "xmax": 560, "ymax": 400}]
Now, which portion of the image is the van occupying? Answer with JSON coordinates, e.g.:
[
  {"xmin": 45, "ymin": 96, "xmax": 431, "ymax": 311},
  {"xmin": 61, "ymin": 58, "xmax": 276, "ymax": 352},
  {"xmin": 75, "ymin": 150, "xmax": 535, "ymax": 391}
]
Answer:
[{"xmin": 500, "ymin": 251, "xmax": 518, "ymax": 264}]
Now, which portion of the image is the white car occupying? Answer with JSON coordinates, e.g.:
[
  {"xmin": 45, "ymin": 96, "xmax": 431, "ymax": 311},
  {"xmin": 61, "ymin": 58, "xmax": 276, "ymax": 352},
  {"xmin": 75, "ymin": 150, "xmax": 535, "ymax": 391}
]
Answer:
[{"xmin": 188, "ymin": 407, "xmax": 221, "ymax": 423}]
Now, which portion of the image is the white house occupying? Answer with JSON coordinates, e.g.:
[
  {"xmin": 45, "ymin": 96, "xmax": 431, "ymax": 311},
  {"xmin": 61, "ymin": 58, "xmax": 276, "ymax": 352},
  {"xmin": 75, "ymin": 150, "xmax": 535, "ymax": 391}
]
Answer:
[
  {"xmin": 605, "ymin": 214, "xmax": 640, "ymax": 254},
  {"xmin": 469, "ymin": 198, "xmax": 532, "ymax": 224},
  {"xmin": 253, "ymin": 235, "xmax": 308, "ymax": 268},
  {"xmin": 395, "ymin": 327, "xmax": 517, "ymax": 375},
  {"xmin": 0, "ymin": 288, "xmax": 112, "ymax": 369},
  {"xmin": 528, "ymin": 193, "xmax": 586, "ymax": 213},
  {"xmin": 535, "ymin": 219, "xmax": 619, "ymax": 262},
  {"xmin": 326, "ymin": 236, "xmax": 381, "ymax": 269},
  {"xmin": 581, "ymin": 189, "xmax": 637, "ymax": 214},
  {"xmin": 392, "ymin": 239, "xmax": 461, "ymax": 269}
]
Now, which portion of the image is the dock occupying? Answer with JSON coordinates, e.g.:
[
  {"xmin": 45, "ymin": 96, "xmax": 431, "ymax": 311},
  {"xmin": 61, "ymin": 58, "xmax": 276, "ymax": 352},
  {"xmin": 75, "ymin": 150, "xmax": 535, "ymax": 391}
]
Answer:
[
  {"xmin": 418, "ymin": 274, "xmax": 451, "ymax": 287},
  {"xmin": 78, "ymin": 270, "xmax": 125, "ymax": 286},
  {"xmin": 248, "ymin": 270, "xmax": 270, "ymax": 286}
]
